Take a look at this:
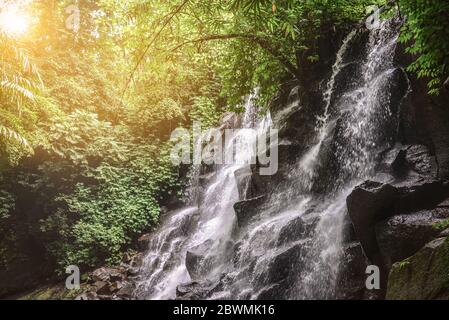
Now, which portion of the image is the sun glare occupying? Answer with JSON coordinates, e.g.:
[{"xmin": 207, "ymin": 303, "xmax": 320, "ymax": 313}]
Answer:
[{"xmin": 0, "ymin": 5, "xmax": 29, "ymax": 37}]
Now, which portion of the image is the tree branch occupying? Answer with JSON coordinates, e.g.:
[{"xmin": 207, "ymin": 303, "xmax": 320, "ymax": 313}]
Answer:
[
  {"xmin": 121, "ymin": 0, "xmax": 190, "ymax": 99},
  {"xmin": 170, "ymin": 33, "xmax": 300, "ymax": 79}
]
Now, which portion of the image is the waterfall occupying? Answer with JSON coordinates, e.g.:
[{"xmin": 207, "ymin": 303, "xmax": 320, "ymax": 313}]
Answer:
[
  {"xmin": 134, "ymin": 18, "xmax": 404, "ymax": 300},
  {"xmin": 293, "ymin": 18, "xmax": 403, "ymax": 298},
  {"xmin": 297, "ymin": 29, "xmax": 357, "ymax": 191},
  {"xmin": 134, "ymin": 93, "xmax": 267, "ymax": 299}
]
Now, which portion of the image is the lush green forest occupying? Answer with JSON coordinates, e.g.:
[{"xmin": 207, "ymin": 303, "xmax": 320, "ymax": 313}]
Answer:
[{"xmin": 1, "ymin": 0, "xmax": 448, "ymax": 279}]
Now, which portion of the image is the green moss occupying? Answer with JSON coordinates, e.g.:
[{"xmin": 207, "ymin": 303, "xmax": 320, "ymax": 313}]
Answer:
[
  {"xmin": 17, "ymin": 284, "xmax": 85, "ymax": 300},
  {"xmin": 387, "ymin": 237, "xmax": 449, "ymax": 300}
]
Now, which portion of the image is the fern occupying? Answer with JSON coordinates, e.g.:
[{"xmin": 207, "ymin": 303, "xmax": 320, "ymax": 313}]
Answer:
[
  {"xmin": 0, "ymin": 124, "xmax": 32, "ymax": 151},
  {"xmin": 0, "ymin": 31, "xmax": 41, "ymax": 108},
  {"xmin": 0, "ymin": 31, "xmax": 39, "ymax": 155}
]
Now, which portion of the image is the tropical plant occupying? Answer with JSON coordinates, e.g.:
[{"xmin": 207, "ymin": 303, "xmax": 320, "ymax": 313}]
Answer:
[
  {"xmin": 398, "ymin": 0, "xmax": 449, "ymax": 94},
  {"xmin": 0, "ymin": 30, "xmax": 40, "ymax": 152}
]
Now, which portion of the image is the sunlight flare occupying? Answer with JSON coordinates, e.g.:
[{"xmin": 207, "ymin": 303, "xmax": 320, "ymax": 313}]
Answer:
[{"xmin": 0, "ymin": 5, "xmax": 29, "ymax": 36}]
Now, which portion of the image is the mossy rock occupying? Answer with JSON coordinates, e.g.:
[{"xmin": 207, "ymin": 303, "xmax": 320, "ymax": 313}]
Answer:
[
  {"xmin": 16, "ymin": 284, "xmax": 84, "ymax": 300},
  {"xmin": 386, "ymin": 237, "xmax": 449, "ymax": 300}
]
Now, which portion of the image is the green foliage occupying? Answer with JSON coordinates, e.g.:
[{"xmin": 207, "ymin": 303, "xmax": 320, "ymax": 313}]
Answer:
[
  {"xmin": 398, "ymin": 0, "xmax": 449, "ymax": 94},
  {"xmin": 32, "ymin": 111, "xmax": 181, "ymax": 268},
  {"xmin": 397, "ymin": 260, "xmax": 410, "ymax": 270},
  {"xmin": 0, "ymin": 189, "xmax": 14, "ymax": 220},
  {"xmin": 434, "ymin": 219, "xmax": 449, "ymax": 231},
  {"xmin": 0, "ymin": 30, "xmax": 41, "ymax": 160}
]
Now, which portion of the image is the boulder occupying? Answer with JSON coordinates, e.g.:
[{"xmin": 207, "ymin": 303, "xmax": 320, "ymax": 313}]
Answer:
[
  {"xmin": 390, "ymin": 149, "xmax": 409, "ymax": 178},
  {"xmin": 137, "ymin": 234, "xmax": 152, "ymax": 251},
  {"xmin": 375, "ymin": 208, "xmax": 449, "ymax": 267},
  {"xmin": 377, "ymin": 144, "xmax": 435, "ymax": 179},
  {"xmin": 277, "ymin": 212, "xmax": 318, "ymax": 245},
  {"xmin": 94, "ymin": 281, "xmax": 110, "ymax": 295},
  {"xmin": 347, "ymin": 181, "xmax": 399, "ymax": 263},
  {"xmin": 347, "ymin": 180, "xmax": 449, "ymax": 263},
  {"xmin": 176, "ymin": 280, "xmax": 216, "ymax": 300},
  {"xmin": 185, "ymin": 240, "xmax": 215, "ymax": 280},
  {"xmin": 254, "ymin": 242, "xmax": 303, "ymax": 291},
  {"xmin": 115, "ymin": 281, "xmax": 135, "ymax": 299},
  {"xmin": 336, "ymin": 242, "xmax": 370, "ymax": 300},
  {"xmin": 91, "ymin": 267, "xmax": 125, "ymax": 283},
  {"xmin": 387, "ymin": 237, "xmax": 449, "ymax": 300},
  {"xmin": 405, "ymin": 145, "xmax": 435, "ymax": 176},
  {"xmin": 233, "ymin": 195, "xmax": 266, "ymax": 227}
]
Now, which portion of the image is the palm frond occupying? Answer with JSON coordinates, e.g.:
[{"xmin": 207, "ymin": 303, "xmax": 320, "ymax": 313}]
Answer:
[
  {"xmin": 0, "ymin": 124, "xmax": 33, "ymax": 152},
  {"xmin": 0, "ymin": 31, "xmax": 41, "ymax": 112}
]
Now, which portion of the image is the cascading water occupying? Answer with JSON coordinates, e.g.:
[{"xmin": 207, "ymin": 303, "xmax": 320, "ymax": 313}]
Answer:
[
  {"xmin": 134, "ymin": 18, "xmax": 405, "ymax": 300},
  {"xmin": 297, "ymin": 29, "xmax": 357, "ymax": 190},
  {"xmin": 134, "ymin": 94, "xmax": 266, "ymax": 299}
]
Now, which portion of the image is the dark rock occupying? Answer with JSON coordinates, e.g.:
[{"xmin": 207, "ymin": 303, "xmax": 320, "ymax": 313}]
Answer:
[
  {"xmin": 387, "ymin": 237, "xmax": 449, "ymax": 300},
  {"xmin": 375, "ymin": 208, "xmax": 449, "ymax": 267},
  {"xmin": 405, "ymin": 145, "xmax": 435, "ymax": 176},
  {"xmin": 94, "ymin": 281, "xmax": 110, "ymax": 295},
  {"xmin": 256, "ymin": 282, "xmax": 288, "ymax": 300},
  {"xmin": 162, "ymin": 208, "xmax": 199, "ymax": 240},
  {"xmin": 185, "ymin": 240, "xmax": 215, "ymax": 280},
  {"xmin": 199, "ymin": 172, "xmax": 216, "ymax": 188},
  {"xmin": 261, "ymin": 243, "xmax": 303, "ymax": 286},
  {"xmin": 444, "ymin": 77, "xmax": 449, "ymax": 91},
  {"xmin": 233, "ymin": 195, "xmax": 266, "ymax": 227},
  {"xmin": 391, "ymin": 149, "xmax": 409, "ymax": 178},
  {"xmin": 378, "ymin": 144, "xmax": 435, "ymax": 179},
  {"xmin": 137, "ymin": 234, "xmax": 152, "ymax": 251},
  {"xmin": 116, "ymin": 282, "xmax": 134, "ymax": 299},
  {"xmin": 128, "ymin": 252, "xmax": 143, "ymax": 269},
  {"xmin": 336, "ymin": 242, "xmax": 370, "ymax": 300},
  {"xmin": 75, "ymin": 292, "xmax": 99, "ymax": 300},
  {"xmin": 347, "ymin": 180, "xmax": 449, "ymax": 264},
  {"xmin": 176, "ymin": 281, "xmax": 216, "ymax": 300},
  {"xmin": 394, "ymin": 180, "xmax": 449, "ymax": 214},
  {"xmin": 278, "ymin": 107, "xmax": 317, "ymax": 148},
  {"xmin": 277, "ymin": 213, "xmax": 317, "ymax": 245},
  {"xmin": 347, "ymin": 181, "xmax": 399, "ymax": 264},
  {"xmin": 439, "ymin": 228, "xmax": 449, "ymax": 237},
  {"xmin": 396, "ymin": 52, "xmax": 449, "ymax": 179},
  {"xmin": 234, "ymin": 166, "xmax": 253, "ymax": 200},
  {"xmin": 91, "ymin": 267, "xmax": 125, "ymax": 283}
]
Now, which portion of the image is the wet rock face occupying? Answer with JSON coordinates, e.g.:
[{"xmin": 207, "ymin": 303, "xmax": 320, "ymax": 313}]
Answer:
[
  {"xmin": 336, "ymin": 242, "xmax": 370, "ymax": 300},
  {"xmin": 347, "ymin": 181, "xmax": 399, "ymax": 263},
  {"xmin": 176, "ymin": 281, "xmax": 215, "ymax": 300},
  {"xmin": 396, "ymin": 47, "xmax": 449, "ymax": 179},
  {"xmin": 276, "ymin": 213, "xmax": 318, "ymax": 246},
  {"xmin": 233, "ymin": 195, "xmax": 266, "ymax": 227},
  {"xmin": 348, "ymin": 180, "xmax": 449, "ymax": 260},
  {"xmin": 387, "ymin": 237, "xmax": 449, "ymax": 300},
  {"xmin": 185, "ymin": 240, "xmax": 215, "ymax": 280},
  {"xmin": 378, "ymin": 145, "xmax": 436, "ymax": 180},
  {"xmin": 345, "ymin": 140, "xmax": 449, "ymax": 299},
  {"xmin": 376, "ymin": 209, "xmax": 449, "ymax": 267}
]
